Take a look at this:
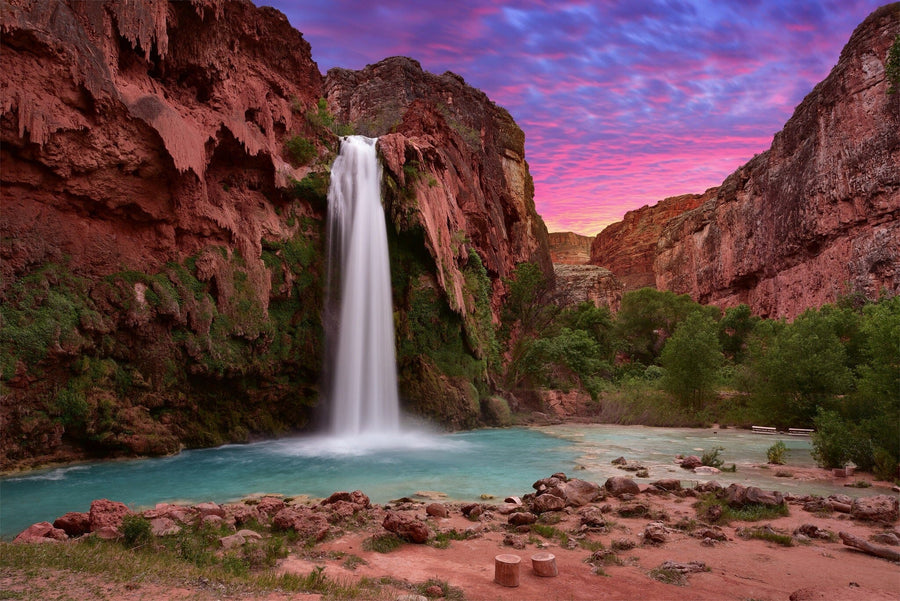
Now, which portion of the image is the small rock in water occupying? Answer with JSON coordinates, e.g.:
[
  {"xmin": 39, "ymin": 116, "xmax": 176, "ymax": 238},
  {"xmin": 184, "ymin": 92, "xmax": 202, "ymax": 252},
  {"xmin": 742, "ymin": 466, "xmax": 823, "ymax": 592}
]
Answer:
[{"xmin": 415, "ymin": 491, "xmax": 448, "ymax": 500}]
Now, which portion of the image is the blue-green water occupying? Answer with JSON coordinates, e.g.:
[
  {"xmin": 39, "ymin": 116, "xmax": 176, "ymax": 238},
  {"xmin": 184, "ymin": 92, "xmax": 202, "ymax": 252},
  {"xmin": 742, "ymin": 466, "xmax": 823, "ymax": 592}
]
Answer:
[{"xmin": 0, "ymin": 425, "xmax": 870, "ymax": 539}]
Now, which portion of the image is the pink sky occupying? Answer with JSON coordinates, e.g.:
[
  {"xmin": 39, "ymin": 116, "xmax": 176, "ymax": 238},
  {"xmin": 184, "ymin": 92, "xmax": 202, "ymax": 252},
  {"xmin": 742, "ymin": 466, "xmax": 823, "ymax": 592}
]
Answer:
[{"xmin": 267, "ymin": 0, "xmax": 885, "ymax": 235}]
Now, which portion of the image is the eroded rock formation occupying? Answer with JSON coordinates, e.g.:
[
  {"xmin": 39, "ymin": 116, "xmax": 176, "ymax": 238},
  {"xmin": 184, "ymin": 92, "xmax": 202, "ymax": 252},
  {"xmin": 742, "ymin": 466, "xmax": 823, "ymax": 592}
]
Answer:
[
  {"xmin": 591, "ymin": 6, "xmax": 899, "ymax": 318},
  {"xmin": 548, "ymin": 231, "xmax": 592, "ymax": 265},
  {"xmin": 655, "ymin": 6, "xmax": 900, "ymax": 317},
  {"xmin": 588, "ymin": 193, "xmax": 710, "ymax": 293},
  {"xmin": 553, "ymin": 264, "xmax": 624, "ymax": 311}
]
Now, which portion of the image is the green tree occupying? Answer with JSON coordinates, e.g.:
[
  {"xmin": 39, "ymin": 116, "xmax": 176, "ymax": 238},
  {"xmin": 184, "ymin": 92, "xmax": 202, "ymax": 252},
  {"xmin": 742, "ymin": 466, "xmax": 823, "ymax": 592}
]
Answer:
[
  {"xmin": 751, "ymin": 309, "xmax": 854, "ymax": 426},
  {"xmin": 660, "ymin": 311, "xmax": 723, "ymax": 409},
  {"xmin": 842, "ymin": 295, "xmax": 900, "ymax": 472},
  {"xmin": 718, "ymin": 304, "xmax": 758, "ymax": 362}
]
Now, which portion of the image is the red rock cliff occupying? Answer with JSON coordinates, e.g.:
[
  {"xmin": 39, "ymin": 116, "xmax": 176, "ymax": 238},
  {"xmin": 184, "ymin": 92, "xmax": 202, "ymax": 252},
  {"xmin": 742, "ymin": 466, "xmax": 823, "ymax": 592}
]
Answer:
[
  {"xmin": 589, "ymin": 192, "xmax": 710, "ymax": 292},
  {"xmin": 655, "ymin": 5, "xmax": 900, "ymax": 318},
  {"xmin": 1, "ymin": 0, "xmax": 331, "ymax": 467},
  {"xmin": 548, "ymin": 232, "xmax": 592, "ymax": 265}
]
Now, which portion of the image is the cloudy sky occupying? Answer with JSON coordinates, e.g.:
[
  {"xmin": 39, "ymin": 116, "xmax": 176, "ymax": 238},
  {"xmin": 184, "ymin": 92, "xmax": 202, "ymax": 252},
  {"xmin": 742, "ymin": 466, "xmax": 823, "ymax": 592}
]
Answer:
[{"xmin": 266, "ymin": 0, "xmax": 884, "ymax": 235}]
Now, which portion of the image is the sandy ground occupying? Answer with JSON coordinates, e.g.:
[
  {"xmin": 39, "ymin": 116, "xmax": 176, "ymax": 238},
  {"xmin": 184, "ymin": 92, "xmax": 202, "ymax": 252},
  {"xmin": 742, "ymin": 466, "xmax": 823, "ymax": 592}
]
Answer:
[{"xmin": 3, "ymin": 474, "xmax": 898, "ymax": 601}]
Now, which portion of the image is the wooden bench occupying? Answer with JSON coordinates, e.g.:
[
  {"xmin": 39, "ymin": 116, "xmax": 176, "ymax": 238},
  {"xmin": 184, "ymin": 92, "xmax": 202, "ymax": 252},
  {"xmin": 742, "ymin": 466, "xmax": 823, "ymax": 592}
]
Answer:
[
  {"xmin": 788, "ymin": 428, "xmax": 814, "ymax": 436},
  {"xmin": 751, "ymin": 426, "xmax": 777, "ymax": 435}
]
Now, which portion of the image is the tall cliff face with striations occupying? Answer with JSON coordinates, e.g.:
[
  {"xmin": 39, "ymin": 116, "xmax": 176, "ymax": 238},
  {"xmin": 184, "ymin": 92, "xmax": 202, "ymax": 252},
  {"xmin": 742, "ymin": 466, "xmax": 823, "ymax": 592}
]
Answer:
[
  {"xmin": 1, "ymin": 0, "xmax": 332, "ymax": 469},
  {"xmin": 548, "ymin": 232, "xmax": 592, "ymax": 265},
  {"xmin": 589, "ymin": 193, "xmax": 710, "ymax": 292},
  {"xmin": 0, "ymin": 1, "xmax": 551, "ymax": 466},
  {"xmin": 655, "ymin": 5, "xmax": 900, "ymax": 318},
  {"xmin": 325, "ymin": 57, "xmax": 553, "ymax": 427}
]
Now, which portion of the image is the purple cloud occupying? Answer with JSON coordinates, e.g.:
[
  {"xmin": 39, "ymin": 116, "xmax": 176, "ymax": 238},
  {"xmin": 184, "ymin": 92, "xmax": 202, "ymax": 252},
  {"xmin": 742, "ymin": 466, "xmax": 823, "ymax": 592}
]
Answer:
[{"xmin": 264, "ymin": 0, "xmax": 884, "ymax": 235}]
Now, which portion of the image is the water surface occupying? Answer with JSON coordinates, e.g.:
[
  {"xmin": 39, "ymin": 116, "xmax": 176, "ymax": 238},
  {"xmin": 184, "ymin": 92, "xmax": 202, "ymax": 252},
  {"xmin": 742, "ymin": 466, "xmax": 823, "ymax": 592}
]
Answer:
[{"xmin": 0, "ymin": 425, "xmax": 866, "ymax": 539}]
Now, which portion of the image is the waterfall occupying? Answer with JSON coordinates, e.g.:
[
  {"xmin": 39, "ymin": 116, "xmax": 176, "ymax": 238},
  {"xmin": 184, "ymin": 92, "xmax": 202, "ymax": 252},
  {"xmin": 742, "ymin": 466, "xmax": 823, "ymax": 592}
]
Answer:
[{"xmin": 324, "ymin": 135, "xmax": 401, "ymax": 436}]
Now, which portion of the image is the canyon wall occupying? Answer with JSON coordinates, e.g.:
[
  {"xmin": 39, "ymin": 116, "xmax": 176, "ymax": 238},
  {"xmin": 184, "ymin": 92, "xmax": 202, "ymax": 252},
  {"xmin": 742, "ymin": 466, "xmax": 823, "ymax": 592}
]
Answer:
[
  {"xmin": 588, "ymin": 192, "xmax": 710, "ymax": 292},
  {"xmin": 0, "ymin": 0, "xmax": 551, "ymax": 466},
  {"xmin": 594, "ymin": 5, "xmax": 900, "ymax": 318},
  {"xmin": 548, "ymin": 232, "xmax": 592, "ymax": 264}
]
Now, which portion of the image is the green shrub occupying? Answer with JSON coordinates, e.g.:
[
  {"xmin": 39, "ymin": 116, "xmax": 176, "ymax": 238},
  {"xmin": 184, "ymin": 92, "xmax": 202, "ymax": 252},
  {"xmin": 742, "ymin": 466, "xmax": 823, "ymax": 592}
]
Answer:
[
  {"xmin": 285, "ymin": 135, "xmax": 316, "ymax": 166},
  {"xmin": 811, "ymin": 410, "xmax": 853, "ymax": 468},
  {"xmin": 700, "ymin": 446, "xmax": 725, "ymax": 468},
  {"xmin": 121, "ymin": 514, "xmax": 152, "ymax": 548},
  {"xmin": 766, "ymin": 441, "xmax": 787, "ymax": 465}
]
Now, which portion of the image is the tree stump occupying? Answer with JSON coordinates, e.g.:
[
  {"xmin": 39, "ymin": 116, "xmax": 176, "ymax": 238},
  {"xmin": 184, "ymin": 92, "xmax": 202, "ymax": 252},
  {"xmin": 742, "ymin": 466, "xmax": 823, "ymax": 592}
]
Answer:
[
  {"xmin": 494, "ymin": 554, "xmax": 521, "ymax": 587},
  {"xmin": 531, "ymin": 552, "xmax": 558, "ymax": 577}
]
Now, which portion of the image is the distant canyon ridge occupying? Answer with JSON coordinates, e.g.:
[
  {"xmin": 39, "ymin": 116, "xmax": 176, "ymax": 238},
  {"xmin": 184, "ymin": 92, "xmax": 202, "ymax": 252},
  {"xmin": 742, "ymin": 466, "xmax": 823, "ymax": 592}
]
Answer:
[{"xmin": 0, "ymin": 0, "xmax": 897, "ymax": 467}]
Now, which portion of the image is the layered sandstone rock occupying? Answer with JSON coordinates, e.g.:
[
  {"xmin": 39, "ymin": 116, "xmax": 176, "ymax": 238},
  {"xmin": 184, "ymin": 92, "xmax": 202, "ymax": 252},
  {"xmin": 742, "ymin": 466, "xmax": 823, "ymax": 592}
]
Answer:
[
  {"xmin": 654, "ymin": 6, "xmax": 900, "ymax": 317},
  {"xmin": 549, "ymin": 232, "xmax": 592, "ymax": 264},
  {"xmin": 589, "ymin": 193, "xmax": 710, "ymax": 292},
  {"xmin": 553, "ymin": 264, "xmax": 624, "ymax": 311}
]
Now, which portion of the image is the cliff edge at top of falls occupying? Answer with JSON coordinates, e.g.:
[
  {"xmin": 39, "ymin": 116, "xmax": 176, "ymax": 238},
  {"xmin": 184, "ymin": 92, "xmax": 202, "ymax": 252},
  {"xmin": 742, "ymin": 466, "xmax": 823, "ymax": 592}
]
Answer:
[
  {"xmin": 590, "ymin": 4, "xmax": 900, "ymax": 319},
  {"xmin": 325, "ymin": 56, "xmax": 553, "ymax": 316}
]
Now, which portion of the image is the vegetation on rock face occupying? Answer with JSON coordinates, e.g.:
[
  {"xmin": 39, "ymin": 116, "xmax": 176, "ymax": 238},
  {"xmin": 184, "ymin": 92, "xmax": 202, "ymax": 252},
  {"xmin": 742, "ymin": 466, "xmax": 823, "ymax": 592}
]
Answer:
[
  {"xmin": 886, "ymin": 34, "xmax": 900, "ymax": 94},
  {"xmin": 0, "ymin": 214, "xmax": 326, "ymax": 468}
]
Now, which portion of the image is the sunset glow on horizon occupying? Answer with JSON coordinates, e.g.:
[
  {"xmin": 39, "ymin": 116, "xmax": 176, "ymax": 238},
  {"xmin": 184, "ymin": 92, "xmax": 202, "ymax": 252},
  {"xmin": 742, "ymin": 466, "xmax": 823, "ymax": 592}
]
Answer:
[{"xmin": 267, "ymin": 0, "xmax": 885, "ymax": 236}]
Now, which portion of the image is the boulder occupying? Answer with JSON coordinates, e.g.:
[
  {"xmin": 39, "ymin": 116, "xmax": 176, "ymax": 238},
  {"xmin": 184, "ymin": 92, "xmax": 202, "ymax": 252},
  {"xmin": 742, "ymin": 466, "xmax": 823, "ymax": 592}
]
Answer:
[
  {"xmin": 13, "ymin": 522, "xmax": 68, "ymax": 543},
  {"xmin": 53, "ymin": 512, "xmax": 90, "ymax": 537},
  {"xmin": 695, "ymin": 481, "xmax": 723, "ymax": 493},
  {"xmin": 557, "ymin": 478, "xmax": 600, "ymax": 506},
  {"xmin": 642, "ymin": 522, "xmax": 670, "ymax": 545},
  {"xmin": 725, "ymin": 484, "xmax": 784, "ymax": 508},
  {"xmin": 255, "ymin": 497, "xmax": 287, "ymax": 517},
  {"xmin": 508, "ymin": 511, "xmax": 537, "ymax": 526},
  {"xmin": 652, "ymin": 479, "xmax": 682, "ymax": 492},
  {"xmin": 531, "ymin": 493, "xmax": 565, "ymax": 513},
  {"xmin": 426, "ymin": 503, "xmax": 450, "ymax": 518},
  {"xmin": 323, "ymin": 490, "xmax": 371, "ymax": 510},
  {"xmin": 680, "ymin": 455, "xmax": 702, "ymax": 469},
  {"xmin": 693, "ymin": 466, "xmax": 721, "ymax": 475},
  {"xmin": 195, "ymin": 502, "xmax": 226, "ymax": 519},
  {"xmin": 227, "ymin": 503, "xmax": 261, "ymax": 526},
  {"xmin": 150, "ymin": 517, "xmax": 181, "ymax": 537},
  {"xmin": 272, "ymin": 507, "xmax": 330, "ymax": 541},
  {"xmin": 89, "ymin": 499, "xmax": 131, "ymax": 532},
  {"xmin": 578, "ymin": 506, "xmax": 606, "ymax": 528},
  {"xmin": 850, "ymin": 495, "xmax": 899, "ymax": 523},
  {"xmin": 604, "ymin": 476, "xmax": 640, "ymax": 497},
  {"xmin": 382, "ymin": 512, "xmax": 429, "ymax": 543}
]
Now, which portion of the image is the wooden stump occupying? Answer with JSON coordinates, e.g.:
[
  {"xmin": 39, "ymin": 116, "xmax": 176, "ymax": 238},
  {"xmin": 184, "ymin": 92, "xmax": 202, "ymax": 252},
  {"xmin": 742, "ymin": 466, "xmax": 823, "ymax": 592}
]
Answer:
[
  {"xmin": 494, "ymin": 554, "xmax": 521, "ymax": 587},
  {"xmin": 531, "ymin": 552, "xmax": 558, "ymax": 577}
]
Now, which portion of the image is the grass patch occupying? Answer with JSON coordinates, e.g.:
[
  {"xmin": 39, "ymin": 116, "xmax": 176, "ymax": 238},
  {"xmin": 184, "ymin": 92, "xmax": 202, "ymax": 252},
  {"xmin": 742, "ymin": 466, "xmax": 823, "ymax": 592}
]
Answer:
[
  {"xmin": 739, "ymin": 526, "xmax": 794, "ymax": 547},
  {"xmin": 362, "ymin": 533, "xmax": 404, "ymax": 553},
  {"xmin": 531, "ymin": 523, "xmax": 570, "ymax": 546},
  {"xmin": 696, "ymin": 493, "xmax": 789, "ymax": 524},
  {"xmin": 429, "ymin": 529, "xmax": 472, "ymax": 549},
  {"xmin": 0, "ymin": 536, "xmax": 373, "ymax": 600},
  {"xmin": 342, "ymin": 554, "xmax": 368, "ymax": 570},
  {"xmin": 611, "ymin": 538, "xmax": 636, "ymax": 551},
  {"xmin": 649, "ymin": 566, "xmax": 687, "ymax": 586}
]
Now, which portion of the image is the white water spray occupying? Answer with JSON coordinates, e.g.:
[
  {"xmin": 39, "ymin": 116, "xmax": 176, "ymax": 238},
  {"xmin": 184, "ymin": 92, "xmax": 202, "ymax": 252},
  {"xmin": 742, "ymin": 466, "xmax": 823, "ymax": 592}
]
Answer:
[{"xmin": 325, "ymin": 136, "xmax": 400, "ymax": 436}]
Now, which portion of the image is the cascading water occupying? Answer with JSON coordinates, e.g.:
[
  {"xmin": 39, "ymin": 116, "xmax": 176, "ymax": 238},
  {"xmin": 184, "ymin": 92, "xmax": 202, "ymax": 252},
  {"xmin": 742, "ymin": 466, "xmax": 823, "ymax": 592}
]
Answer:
[{"xmin": 324, "ymin": 135, "xmax": 400, "ymax": 436}]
